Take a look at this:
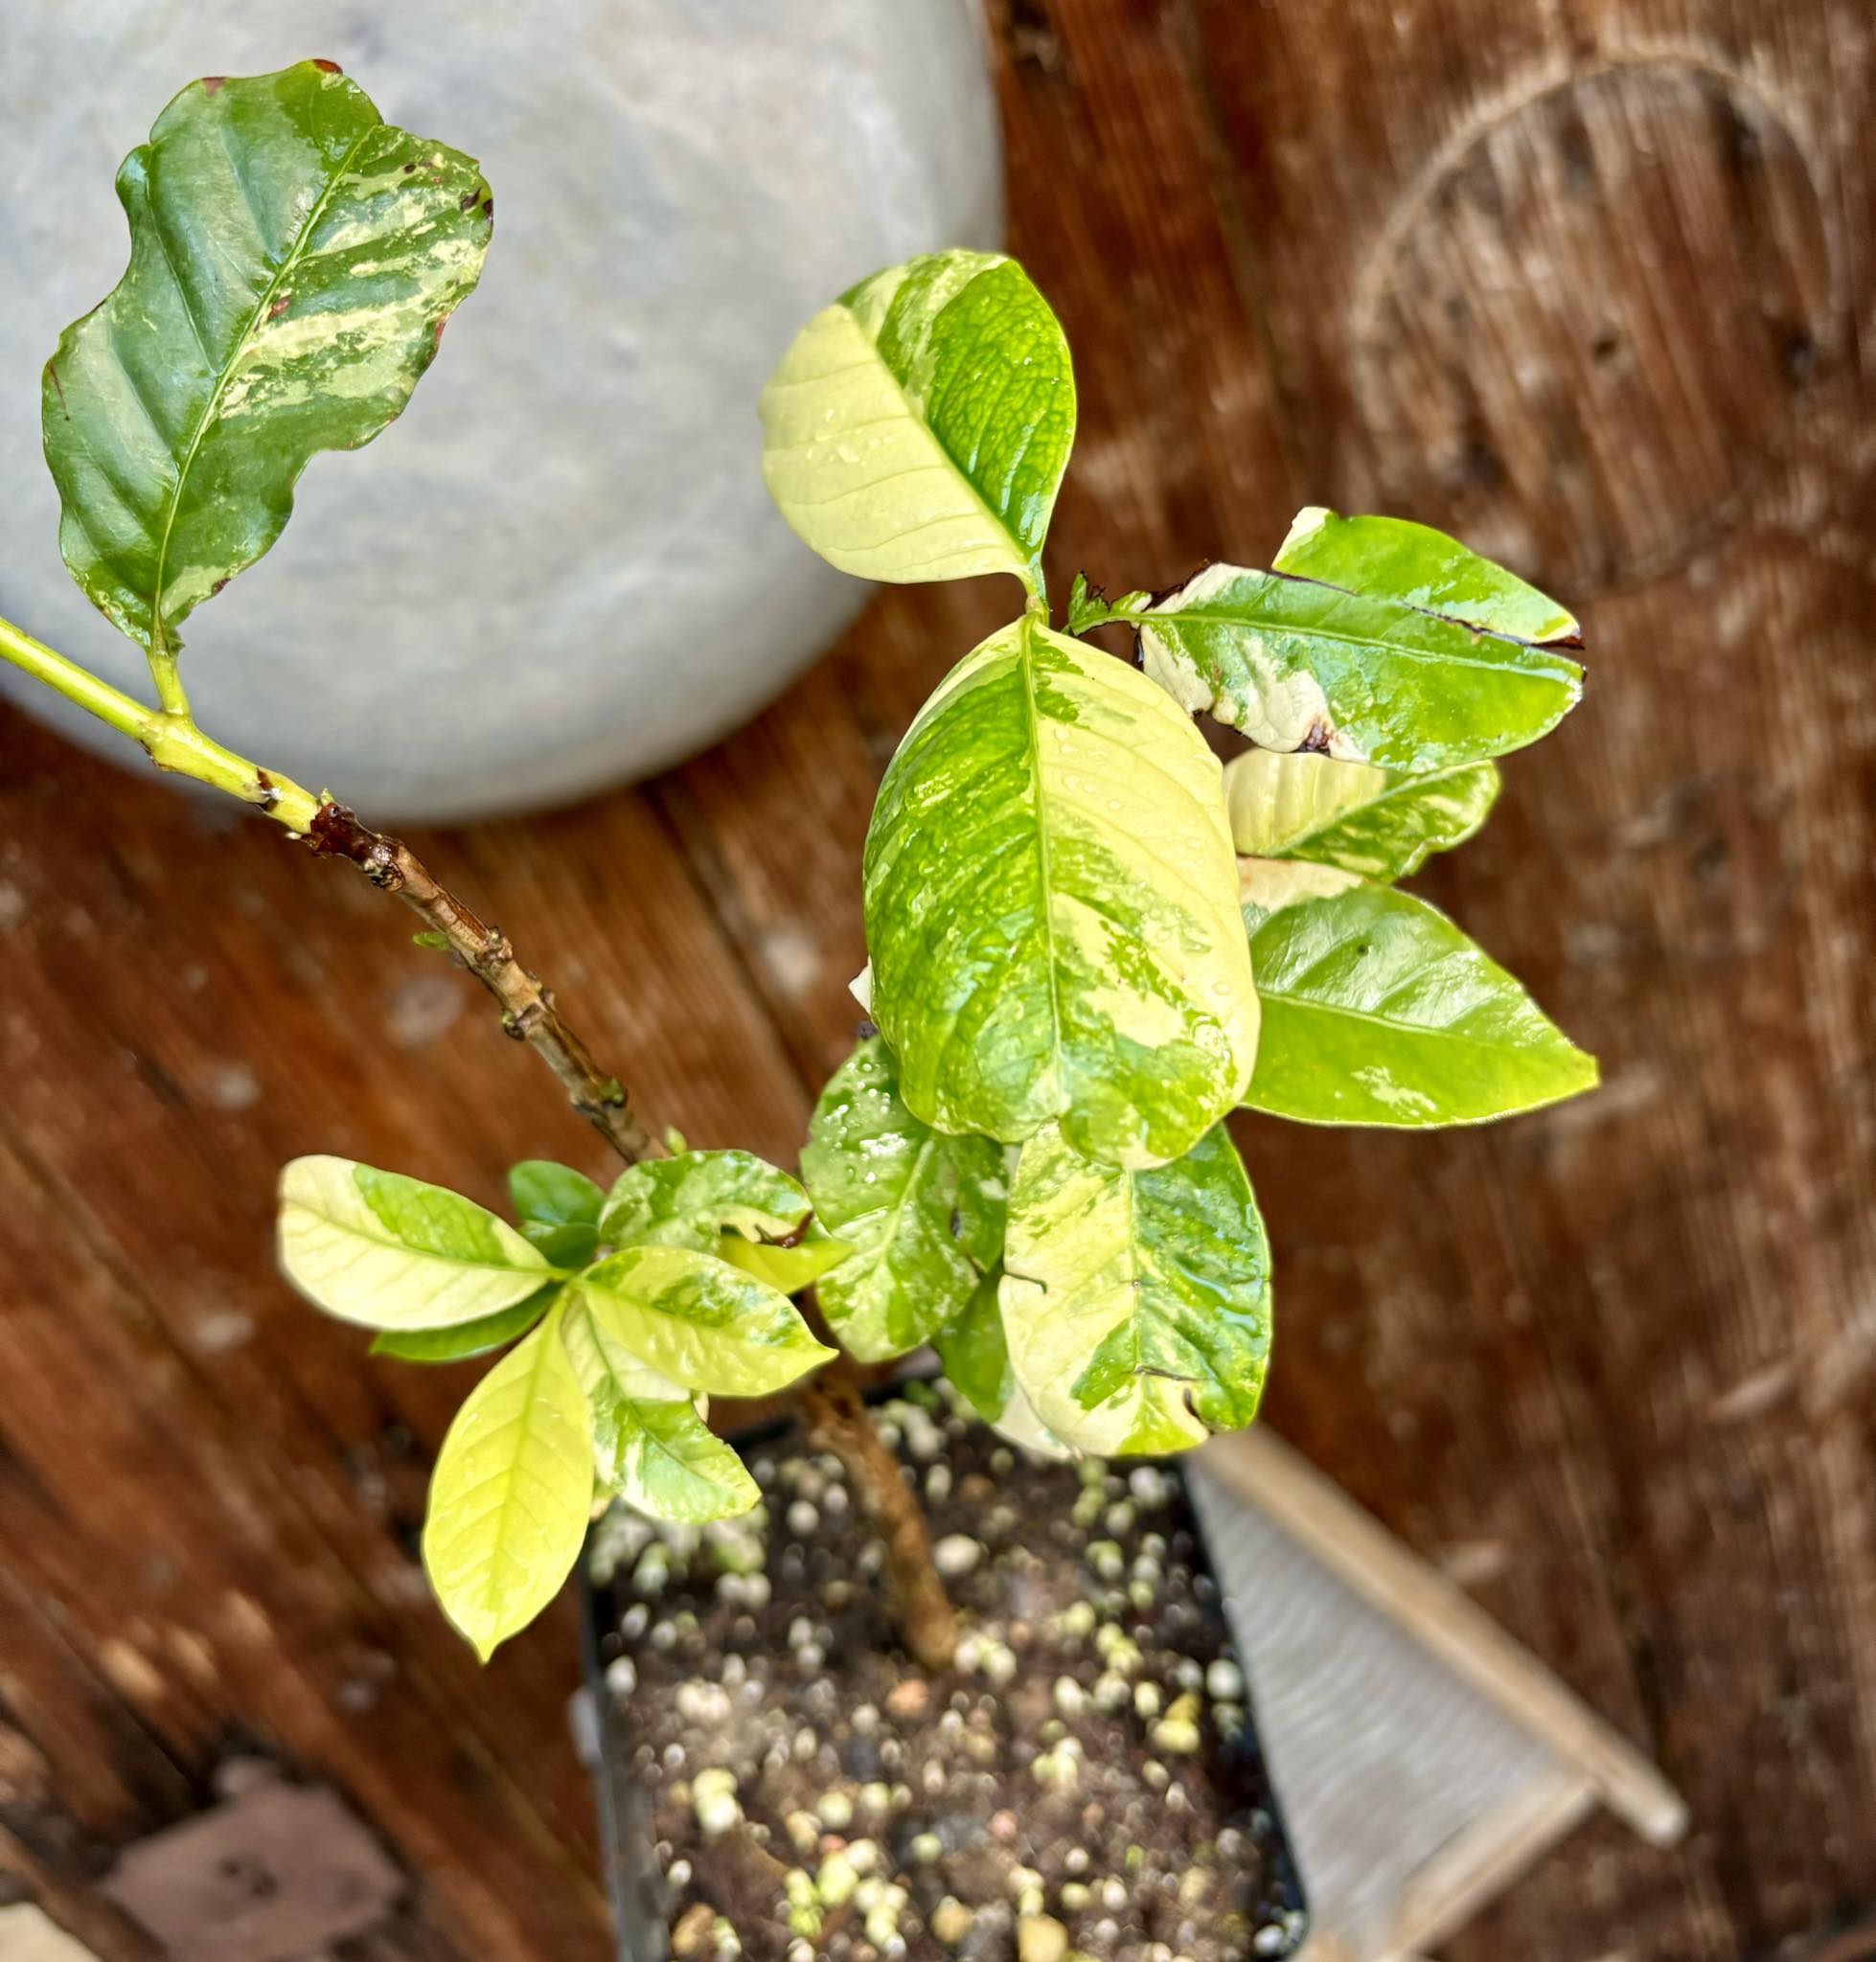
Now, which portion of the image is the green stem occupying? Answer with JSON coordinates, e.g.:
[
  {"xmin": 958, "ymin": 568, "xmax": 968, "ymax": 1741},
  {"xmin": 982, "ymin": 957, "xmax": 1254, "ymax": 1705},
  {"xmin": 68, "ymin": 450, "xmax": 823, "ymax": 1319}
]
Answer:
[
  {"xmin": 149, "ymin": 644, "xmax": 192, "ymax": 718},
  {"xmin": 0, "ymin": 611, "xmax": 319, "ymax": 833}
]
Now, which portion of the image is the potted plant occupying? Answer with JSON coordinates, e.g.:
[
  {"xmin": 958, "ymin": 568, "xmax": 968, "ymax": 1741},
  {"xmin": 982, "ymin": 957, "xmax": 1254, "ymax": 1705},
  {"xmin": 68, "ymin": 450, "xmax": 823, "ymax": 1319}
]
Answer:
[{"xmin": 0, "ymin": 63, "xmax": 1597, "ymax": 1962}]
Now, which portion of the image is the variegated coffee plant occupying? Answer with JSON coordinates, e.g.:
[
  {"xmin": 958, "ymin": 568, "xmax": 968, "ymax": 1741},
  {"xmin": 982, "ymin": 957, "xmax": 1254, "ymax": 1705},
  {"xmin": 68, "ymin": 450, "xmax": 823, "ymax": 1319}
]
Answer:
[
  {"xmin": 763, "ymin": 248, "xmax": 1594, "ymax": 1475},
  {"xmin": 0, "ymin": 67, "xmax": 1597, "ymax": 1662}
]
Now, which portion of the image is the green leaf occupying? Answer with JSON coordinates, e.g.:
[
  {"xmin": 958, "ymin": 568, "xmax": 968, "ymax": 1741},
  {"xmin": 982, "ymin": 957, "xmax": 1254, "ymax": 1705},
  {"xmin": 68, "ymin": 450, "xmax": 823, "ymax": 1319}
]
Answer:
[
  {"xmin": 422, "ymin": 1311, "xmax": 594, "ymax": 1660},
  {"xmin": 1272, "ymin": 507, "xmax": 1580, "ymax": 644},
  {"xmin": 1001, "ymin": 1123, "xmax": 1271, "ymax": 1455},
  {"xmin": 372, "ymin": 1285, "xmax": 558, "ymax": 1362},
  {"xmin": 760, "ymin": 250, "xmax": 1074, "ymax": 598},
  {"xmin": 573, "ymin": 1247, "xmax": 835, "ymax": 1398},
  {"xmin": 562, "ymin": 1299, "xmax": 756, "ymax": 1523},
  {"xmin": 508, "ymin": 1160, "xmax": 604, "ymax": 1267},
  {"xmin": 1224, "ymin": 749, "xmax": 1499, "ymax": 881},
  {"xmin": 278, "ymin": 1156, "xmax": 551, "ymax": 1331},
  {"xmin": 933, "ymin": 1266, "xmax": 1072, "ymax": 1461},
  {"xmin": 933, "ymin": 1265, "xmax": 1015, "ymax": 1425},
  {"xmin": 43, "ymin": 61, "xmax": 492, "ymax": 657},
  {"xmin": 1067, "ymin": 517, "xmax": 1582, "ymax": 770},
  {"xmin": 600, "ymin": 1150, "xmax": 812, "ymax": 1254},
  {"xmin": 1239, "ymin": 863, "xmax": 1599, "ymax": 1126},
  {"xmin": 864, "ymin": 615, "xmax": 1259, "ymax": 1170},
  {"xmin": 801, "ymin": 1037, "xmax": 1007, "ymax": 1361},
  {"xmin": 714, "ymin": 1221, "xmax": 854, "ymax": 1296}
]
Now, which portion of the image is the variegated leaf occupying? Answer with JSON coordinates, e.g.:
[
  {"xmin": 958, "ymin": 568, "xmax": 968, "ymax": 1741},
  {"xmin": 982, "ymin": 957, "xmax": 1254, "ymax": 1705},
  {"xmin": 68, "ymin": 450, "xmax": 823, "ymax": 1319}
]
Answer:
[
  {"xmin": 864, "ymin": 615, "xmax": 1259, "ymax": 1170},
  {"xmin": 43, "ymin": 61, "xmax": 492, "ymax": 656},
  {"xmin": 599, "ymin": 1150, "xmax": 811, "ymax": 1253},
  {"xmin": 1224, "ymin": 749, "xmax": 1499, "ymax": 881},
  {"xmin": 572, "ymin": 1247, "xmax": 834, "ymax": 1398},
  {"xmin": 1001, "ymin": 1123, "xmax": 1271, "ymax": 1455},
  {"xmin": 561, "ymin": 1297, "xmax": 755, "ymax": 1524},
  {"xmin": 760, "ymin": 250, "xmax": 1073, "ymax": 597},
  {"xmin": 1272, "ymin": 506, "xmax": 1579, "ymax": 643},
  {"xmin": 1066, "ymin": 510, "xmax": 1582, "ymax": 769},
  {"xmin": 1239, "ymin": 860, "xmax": 1599, "ymax": 1126},
  {"xmin": 422, "ymin": 1311, "xmax": 594, "ymax": 1660},
  {"xmin": 801, "ymin": 1036, "xmax": 1006, "ymax": 1361},
  {"xmin": 278, "ymin": 1156, "xmax": 551, "ymax": 1331}
]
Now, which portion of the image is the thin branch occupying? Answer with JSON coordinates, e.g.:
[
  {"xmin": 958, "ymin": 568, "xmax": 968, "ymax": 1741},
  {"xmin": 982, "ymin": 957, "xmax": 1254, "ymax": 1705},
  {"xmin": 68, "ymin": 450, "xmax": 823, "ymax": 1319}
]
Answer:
[{"xmin": 305, "ymin": 801, "xmax": 657, "ymax": 1166}]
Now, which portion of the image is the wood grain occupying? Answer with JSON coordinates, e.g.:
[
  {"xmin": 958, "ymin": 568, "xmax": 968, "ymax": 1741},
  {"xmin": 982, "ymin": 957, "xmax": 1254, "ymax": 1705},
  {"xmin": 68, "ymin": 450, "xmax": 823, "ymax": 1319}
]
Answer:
[{"xmin": 2, "ymin": 2, "xmax": 1871, "ymax": 1958}]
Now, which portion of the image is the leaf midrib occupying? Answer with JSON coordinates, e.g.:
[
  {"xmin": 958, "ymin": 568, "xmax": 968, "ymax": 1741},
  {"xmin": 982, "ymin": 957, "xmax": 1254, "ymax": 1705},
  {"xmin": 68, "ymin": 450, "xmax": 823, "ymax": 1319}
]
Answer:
[
  {"xmin": 1017, "ymin": 616, "xmax": 1070, "ymax": 1120},
  {"xmin": 149, "ymin": 118, "xmax": 379, "ymax": 640},
  {"xmin": 1126, "ymin": 579, "xmax": 1579, "ymax": 681}
]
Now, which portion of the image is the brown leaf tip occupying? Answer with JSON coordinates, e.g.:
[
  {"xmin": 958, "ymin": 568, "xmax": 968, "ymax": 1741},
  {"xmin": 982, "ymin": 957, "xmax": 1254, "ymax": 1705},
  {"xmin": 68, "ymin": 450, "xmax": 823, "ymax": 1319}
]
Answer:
[
  {"xmin": 311, "ymin": 57, "xmax": 344, "ymax": 75},
  {"xmin": 200, "ymin": 76, "xmax": 227, "ymax": 96}
]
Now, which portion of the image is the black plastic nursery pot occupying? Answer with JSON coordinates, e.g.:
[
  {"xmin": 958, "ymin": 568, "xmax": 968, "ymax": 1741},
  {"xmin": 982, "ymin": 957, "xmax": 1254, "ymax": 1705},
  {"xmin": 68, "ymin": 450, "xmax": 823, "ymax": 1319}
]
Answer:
[{"xmin": 582, "ymin": 1383, "xmax": 1309, "ymax": 1962}]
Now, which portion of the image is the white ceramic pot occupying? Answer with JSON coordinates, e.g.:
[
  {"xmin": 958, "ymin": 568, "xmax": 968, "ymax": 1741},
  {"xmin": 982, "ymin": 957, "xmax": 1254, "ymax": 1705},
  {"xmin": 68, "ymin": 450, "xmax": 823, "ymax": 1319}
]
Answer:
[{"xmin": 0, "ymin": 2, "xmax": 1001, "ymax": 820}]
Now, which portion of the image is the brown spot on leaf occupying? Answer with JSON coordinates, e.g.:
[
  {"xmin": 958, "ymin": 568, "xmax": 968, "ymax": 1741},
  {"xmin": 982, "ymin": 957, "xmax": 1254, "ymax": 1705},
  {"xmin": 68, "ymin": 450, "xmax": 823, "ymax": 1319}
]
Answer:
[
  {"xmin": 311, "ymin": 58, "xmax": 343, "ymax": 75},
  {"xmin": 267, "ymin": 296, "xmax": 291, "ymax": 320},
  {"xmin": 431, "ymin": 315, "xmax": 450, "ymax": 351},
  {"xmin": 201, "ymin": 76, "xmax": 227, "ymax": 96},
  {"xmin": 1298, "ymin": 719, "xmax": 1335, "ymax": 755},
  {"xmin": 459, "ymin": 191, "xmax": 480, "ymax": 212}
]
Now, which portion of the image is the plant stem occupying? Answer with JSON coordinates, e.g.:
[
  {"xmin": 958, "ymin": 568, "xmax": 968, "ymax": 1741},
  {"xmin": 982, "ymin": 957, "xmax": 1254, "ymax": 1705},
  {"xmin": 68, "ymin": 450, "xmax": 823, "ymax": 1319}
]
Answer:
[
  {"xmin": 305, "ymin": 803, "xmax": 658, "ymax": 1165},
  {"xmin": 0, "ymin": 612, "xmax": 321, "ymax": 831},
  {"xmin": 798, "ymin": 1366, "xmax": 959, "ymax": 1671}
]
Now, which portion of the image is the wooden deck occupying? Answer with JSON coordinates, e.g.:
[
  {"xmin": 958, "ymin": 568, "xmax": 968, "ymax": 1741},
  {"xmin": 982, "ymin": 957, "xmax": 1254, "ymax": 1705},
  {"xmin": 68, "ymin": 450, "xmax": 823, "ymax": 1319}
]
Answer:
[{"xmin": 2, "ymin": 3, "xmax": 1871, "ymax": 1956}]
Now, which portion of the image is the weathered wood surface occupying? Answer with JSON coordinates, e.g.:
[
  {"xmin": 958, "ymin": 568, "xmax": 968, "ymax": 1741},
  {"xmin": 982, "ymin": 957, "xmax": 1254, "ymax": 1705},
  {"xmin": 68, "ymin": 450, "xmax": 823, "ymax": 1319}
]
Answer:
[{"xmin": 2, "ymin": 2, "xmax": 1871, "ymax": 1957}]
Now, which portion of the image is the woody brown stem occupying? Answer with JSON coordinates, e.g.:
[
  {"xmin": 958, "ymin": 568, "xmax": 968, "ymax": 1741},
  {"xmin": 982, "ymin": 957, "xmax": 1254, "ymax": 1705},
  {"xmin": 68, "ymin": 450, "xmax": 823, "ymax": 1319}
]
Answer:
[
  {"xmin": 797, "ymin": 1360, "xmax": 959, "ymax": 1672},
  {"xmin": 306, "ymin": 801, "xmax": 656, "ymax": 1165}
]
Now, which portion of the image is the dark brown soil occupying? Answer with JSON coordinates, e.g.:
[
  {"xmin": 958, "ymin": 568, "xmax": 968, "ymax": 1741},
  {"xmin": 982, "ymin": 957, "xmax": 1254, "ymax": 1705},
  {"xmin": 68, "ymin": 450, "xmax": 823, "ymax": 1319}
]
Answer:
[{"xmin": 589, "ymin": 1382, "xmax": 1306, "ymax": 1962}]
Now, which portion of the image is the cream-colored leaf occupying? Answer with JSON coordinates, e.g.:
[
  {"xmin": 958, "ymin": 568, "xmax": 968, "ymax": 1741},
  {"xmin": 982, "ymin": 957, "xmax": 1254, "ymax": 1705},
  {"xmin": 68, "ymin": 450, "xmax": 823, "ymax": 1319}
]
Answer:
[
  {"xmin": 278, "ymin": 1156, "xmax": 550, "ymax": 1331},
  {"xmin": 422, "ymin": 1312, "xmax": 594, "ymax": 1660}
]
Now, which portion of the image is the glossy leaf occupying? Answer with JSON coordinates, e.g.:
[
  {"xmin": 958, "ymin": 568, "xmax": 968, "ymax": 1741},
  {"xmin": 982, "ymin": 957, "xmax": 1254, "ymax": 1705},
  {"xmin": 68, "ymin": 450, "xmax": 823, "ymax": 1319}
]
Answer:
[
  {"xmin": 1224, "ymin": 749, "xmax": 1499, "ymax": 881},
  {"xmin": 801, "ymin": 1036, "xmax": 1006, "ymax": 1361},
  {"xmin": 714, "ymin": 1220, "xmax": 854, "ymax": 1296},
  {"xmin": 864, "ymin": 615, "xmax": 1259, "ymax": 1170},
  {"xmin": 371, "ymin": 1285, "xmax": 558, "ymax": 1363},
  {"xmin": 1066, "ymin": 513, "xmax": 1582, "ymax": 769},
  {"xmin": 508, "ymin": 1160, "xmax": 604, "ymax": 1267},
  {"xmin": 933, "ymin": 1266, "xmax": 1071, "ymax": 1461},
  {"xmin": 44, "ymin": 62, "xmax": 492, "ymax": 655},
  {"xmin": 600, "ymin": 1150, "xmax": 811, "ymax": 1253},
  {"xmin": 573, "ymin": 1247, "xmax": 834, "ymax": 1398},
  {"xmin": 422, "ymin": 1312, "xmax": 594, "ymax": 1660},
  {"xmin": 1001, "ymin": 1123, "xmax": 1271, "ymax": 1455},
  {"xmin": 1239, "ymin": 862, "xmax": 1599, "ymax": 1126},
  {"xmin": 278, "ymin": 1156, "xmax": 550, "ymax": 1331},
  {"xmin": 561, "ymin": 1298, "xmax": 755, "ymax": 1523},
  {"xmin": 760, "ymin": 250, "xmax": 1073, "ymax": 597},
  {"xmin": 1273, "ymin": 507, "xmax": 1580, "ymax": 644}
]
